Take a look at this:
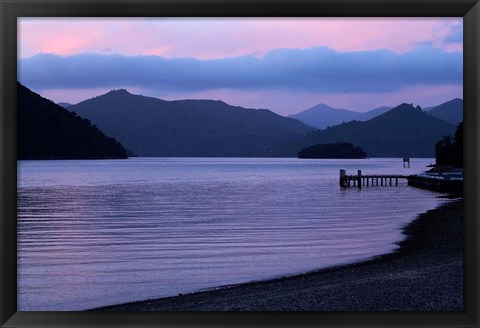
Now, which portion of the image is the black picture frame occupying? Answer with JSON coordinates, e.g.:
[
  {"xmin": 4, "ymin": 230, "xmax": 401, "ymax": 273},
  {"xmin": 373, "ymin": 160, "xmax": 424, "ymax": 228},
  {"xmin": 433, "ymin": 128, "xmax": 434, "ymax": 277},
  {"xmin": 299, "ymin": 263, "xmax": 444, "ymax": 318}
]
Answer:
[{"xmin": 1, "ymin": 0, "xmax": 479, "ymax": 327}]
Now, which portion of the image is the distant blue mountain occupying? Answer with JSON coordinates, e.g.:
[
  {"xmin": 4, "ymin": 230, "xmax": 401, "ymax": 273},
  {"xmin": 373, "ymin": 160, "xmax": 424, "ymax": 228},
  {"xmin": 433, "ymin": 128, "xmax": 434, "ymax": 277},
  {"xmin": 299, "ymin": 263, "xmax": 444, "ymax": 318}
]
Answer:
[
  {"xmin": 289, "ymin": 103, "xmax": 391, "ymax": 129},
  {"xmin": 273, "ymin": 103, "xmax": 456, "ymax": 158},
  {"xmin": 356, "ymin": 106, "xmax": 392, "ymax": 121},
  {"xmin": 289, "ymin": 97, "xmax": 462, "ymax": 131},
  {"xmin": 288, "ymin": 103, "xmax": 360, "ymax": 129},
  {"xmin": 428, "ymin": 98, "xmax": 463, "ymax": 125},
  {"xmin": 57, "ymin": 102, "xmax": 74, "ymax": 108}
]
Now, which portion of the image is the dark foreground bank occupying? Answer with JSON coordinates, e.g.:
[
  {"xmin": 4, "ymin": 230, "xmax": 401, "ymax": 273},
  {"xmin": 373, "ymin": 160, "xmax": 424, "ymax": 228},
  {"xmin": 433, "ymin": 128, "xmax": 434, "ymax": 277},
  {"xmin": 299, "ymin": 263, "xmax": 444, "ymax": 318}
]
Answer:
[{"xmin": 94, "ymin": 199, "xmax": 463, "ymax": 311}]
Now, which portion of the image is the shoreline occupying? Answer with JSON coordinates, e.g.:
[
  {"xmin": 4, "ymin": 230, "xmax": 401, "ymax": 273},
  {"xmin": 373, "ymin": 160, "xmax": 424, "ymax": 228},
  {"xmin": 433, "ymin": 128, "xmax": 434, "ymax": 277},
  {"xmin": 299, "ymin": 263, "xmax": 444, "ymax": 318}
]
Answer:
[{"xmin": 93, "ymin": 198, "xmax": 463, "ymax": 311}]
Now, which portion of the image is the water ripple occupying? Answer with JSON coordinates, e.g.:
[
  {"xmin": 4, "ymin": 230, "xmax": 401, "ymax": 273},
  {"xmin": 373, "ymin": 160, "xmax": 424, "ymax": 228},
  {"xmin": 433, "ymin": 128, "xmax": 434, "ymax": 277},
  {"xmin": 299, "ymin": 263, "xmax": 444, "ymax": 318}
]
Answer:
[{"xmin": 17, "ymin": 158, "xmax": 446, "ymax": 310}]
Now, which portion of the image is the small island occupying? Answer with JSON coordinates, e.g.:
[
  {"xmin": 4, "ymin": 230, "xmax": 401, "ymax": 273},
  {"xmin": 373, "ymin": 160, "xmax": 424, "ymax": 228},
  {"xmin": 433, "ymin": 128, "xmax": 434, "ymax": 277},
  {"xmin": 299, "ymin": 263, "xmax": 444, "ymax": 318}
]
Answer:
[{"xmin": 298, "ymin": 142, "xmax": 367, "ymax": 159}]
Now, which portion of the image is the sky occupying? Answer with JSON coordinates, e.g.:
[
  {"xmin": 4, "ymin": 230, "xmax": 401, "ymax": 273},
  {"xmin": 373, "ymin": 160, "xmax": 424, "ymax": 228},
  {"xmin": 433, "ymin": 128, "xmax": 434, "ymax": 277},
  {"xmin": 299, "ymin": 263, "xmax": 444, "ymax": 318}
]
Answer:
[{"xmin": 17, "ymin": 18, "xmax": 463, "ymax": 115}]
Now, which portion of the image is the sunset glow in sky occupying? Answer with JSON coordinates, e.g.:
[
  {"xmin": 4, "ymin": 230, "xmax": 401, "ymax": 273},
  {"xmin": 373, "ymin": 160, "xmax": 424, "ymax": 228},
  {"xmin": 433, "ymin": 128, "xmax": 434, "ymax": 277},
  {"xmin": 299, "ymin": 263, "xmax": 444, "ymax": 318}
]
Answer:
[{"xmin": 18, "ymin": 18, "xmax": 463, "ymax": 115}]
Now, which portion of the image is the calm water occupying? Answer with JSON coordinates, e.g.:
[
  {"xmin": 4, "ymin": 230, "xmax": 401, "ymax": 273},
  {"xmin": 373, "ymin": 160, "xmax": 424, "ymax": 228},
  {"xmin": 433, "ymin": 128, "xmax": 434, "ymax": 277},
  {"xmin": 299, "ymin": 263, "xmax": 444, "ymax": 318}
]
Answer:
[{"xmin": 17, "ymin": 157, "xmax": 446, "ymax": 310}]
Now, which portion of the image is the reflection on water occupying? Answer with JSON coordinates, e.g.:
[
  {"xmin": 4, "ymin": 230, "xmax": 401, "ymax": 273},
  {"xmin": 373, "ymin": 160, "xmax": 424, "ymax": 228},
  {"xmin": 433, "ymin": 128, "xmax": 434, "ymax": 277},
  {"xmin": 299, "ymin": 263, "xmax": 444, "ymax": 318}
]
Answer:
[{"xmin": 18, "ymin": 158, "xmax": 446, "ymax": 310}]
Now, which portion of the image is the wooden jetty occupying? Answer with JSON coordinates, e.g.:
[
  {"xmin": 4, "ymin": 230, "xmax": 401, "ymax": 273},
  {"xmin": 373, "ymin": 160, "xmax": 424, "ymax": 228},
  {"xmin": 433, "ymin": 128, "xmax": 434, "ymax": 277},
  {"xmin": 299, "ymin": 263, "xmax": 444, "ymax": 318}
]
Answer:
[{"xmin": 340, "ymin": 169, "xmax": 409, "ymax": 188}]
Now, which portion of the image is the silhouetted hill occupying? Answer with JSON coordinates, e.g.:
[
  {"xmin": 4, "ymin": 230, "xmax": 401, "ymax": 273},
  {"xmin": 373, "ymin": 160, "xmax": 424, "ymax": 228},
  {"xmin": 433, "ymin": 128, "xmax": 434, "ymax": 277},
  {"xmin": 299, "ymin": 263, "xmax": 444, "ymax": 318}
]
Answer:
[
  {"xmin": 428, "ymin": 98, "xmax": 463, "ymax": 125},
  {"xmin": 18, "ymin": 83, "xmax": 128, "ymax": 160},
  {"xmin": 273, "ymin": 103, "xmax": 456, "ymax": 157},
  {"xmin": 68, "ymin": 90, "xmax": 312, "ymax": 157},
  {"xmin": 298, "ymin": 142, "xmax": 367, "ymax": 159}
]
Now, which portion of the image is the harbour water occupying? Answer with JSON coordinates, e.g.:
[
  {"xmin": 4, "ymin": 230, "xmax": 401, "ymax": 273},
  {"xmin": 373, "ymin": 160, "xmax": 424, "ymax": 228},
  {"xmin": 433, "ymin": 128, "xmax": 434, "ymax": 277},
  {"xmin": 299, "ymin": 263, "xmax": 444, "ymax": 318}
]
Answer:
[{"xmin": 17, "ymin": 157, "xmax": 446, "ymax": 310}]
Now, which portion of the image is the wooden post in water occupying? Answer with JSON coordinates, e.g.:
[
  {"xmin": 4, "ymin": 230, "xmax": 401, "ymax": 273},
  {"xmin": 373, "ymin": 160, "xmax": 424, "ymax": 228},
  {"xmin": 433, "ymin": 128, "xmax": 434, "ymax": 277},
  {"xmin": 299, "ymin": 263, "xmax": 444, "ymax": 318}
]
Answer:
[
  {"xmin": 357, "ymin": 170, "xmax": 362, "ymax": 188},
  {"xmin": 340, "ymin": 169, "xmax": 346, "ymax": 187}
]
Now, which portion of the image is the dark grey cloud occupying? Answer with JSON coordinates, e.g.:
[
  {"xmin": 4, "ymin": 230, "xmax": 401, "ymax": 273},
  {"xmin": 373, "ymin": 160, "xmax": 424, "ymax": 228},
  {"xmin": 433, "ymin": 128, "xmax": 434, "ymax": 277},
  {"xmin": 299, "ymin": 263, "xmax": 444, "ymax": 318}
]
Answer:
[{"xmin": 18, "ymin": 46, "xmax": 462, "ymax": 94}]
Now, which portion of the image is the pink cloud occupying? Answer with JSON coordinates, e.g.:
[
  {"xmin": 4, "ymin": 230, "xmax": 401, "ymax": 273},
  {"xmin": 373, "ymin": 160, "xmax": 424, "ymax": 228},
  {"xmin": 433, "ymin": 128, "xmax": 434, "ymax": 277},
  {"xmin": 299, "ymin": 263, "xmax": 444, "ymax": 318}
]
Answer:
[
  {"xmin": 18, "ymin": 19, "xmax": 102, "ymax": 57},
  {"xmin": 19, "ymin": 18, "xmax": 463, "ymax": 116},
  {"xmin": 18, "ymin": 18, "xmax": 462, "ymax": 59}
]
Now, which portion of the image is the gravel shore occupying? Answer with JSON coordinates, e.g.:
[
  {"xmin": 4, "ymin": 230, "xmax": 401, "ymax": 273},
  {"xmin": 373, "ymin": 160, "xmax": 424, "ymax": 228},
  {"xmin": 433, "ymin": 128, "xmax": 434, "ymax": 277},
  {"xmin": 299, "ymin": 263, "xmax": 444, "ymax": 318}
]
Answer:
[{"xmin": 94, "ymin": 199, "xmax": 463, "ymax": 311}]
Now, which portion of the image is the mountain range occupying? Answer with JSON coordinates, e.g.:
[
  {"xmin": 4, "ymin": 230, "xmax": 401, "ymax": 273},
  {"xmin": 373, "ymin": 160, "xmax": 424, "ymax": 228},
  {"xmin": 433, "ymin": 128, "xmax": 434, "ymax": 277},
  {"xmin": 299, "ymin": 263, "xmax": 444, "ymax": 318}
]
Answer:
[
  {"xmin": 67, "ymin": 90, "xmax": 313, "ymax": 157},
  {"xmin": 18, "ymin": 83, "xmax": 127, "ymax": 160},
  {"xmin": 20, "ymin": 84, "xmax": 461, "ymax": 159},
  {"xmin": 289, "ymin": 99, "xmax": 462, "ymax": 129},
  {"xmin": 288, "ymin": 104, "xmax": 392, "ymax": 129},
  {"xmin": 272, "ymin": 103, "xmax": 456, "ymax": 157}
]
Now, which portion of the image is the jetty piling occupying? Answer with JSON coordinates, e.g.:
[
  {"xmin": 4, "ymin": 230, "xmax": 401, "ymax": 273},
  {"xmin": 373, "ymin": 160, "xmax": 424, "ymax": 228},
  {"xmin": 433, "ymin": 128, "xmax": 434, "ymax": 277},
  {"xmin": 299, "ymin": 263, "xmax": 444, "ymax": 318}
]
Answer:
[{"xmin": 339, "ymin": 169, "xmax": 346, "ymax": 187}]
